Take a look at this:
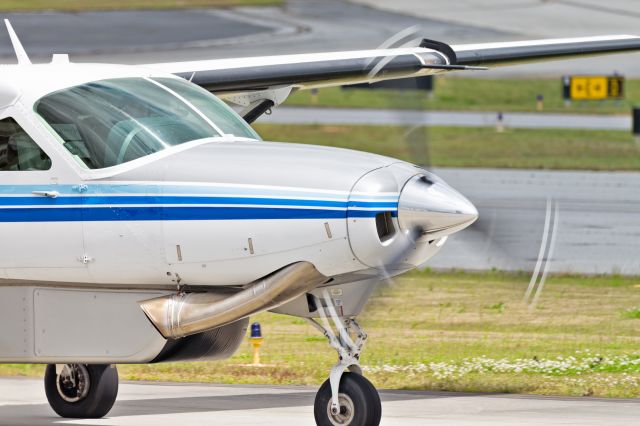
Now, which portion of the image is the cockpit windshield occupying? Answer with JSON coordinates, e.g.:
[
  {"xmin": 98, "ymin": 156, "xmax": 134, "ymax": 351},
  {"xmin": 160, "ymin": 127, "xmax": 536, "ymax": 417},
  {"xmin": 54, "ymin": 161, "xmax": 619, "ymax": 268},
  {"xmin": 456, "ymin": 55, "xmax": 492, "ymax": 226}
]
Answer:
[{"xmin": 34, "ymin": 77, "xmax": 260, "ymax": 169}]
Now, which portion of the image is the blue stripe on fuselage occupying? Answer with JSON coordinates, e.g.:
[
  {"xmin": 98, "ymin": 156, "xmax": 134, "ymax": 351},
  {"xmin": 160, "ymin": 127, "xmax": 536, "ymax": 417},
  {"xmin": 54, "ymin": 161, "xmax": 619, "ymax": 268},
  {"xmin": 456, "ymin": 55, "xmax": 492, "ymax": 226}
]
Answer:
[
  {"xmin": 0, "ymin": 206, "xmax": 396, "ymax": 222},
  {"xmin": 0, "ymin": 195, "xmax": 397, "ymax": 210},
  {"xmin": 0, "ymin": 184, "xmax": 399, "ymax": 222}
]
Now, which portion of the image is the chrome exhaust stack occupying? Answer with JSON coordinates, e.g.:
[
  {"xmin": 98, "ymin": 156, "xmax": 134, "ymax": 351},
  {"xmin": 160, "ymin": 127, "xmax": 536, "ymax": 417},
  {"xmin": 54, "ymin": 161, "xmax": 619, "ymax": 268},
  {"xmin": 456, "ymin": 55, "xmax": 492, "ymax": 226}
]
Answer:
[{"xmin": 139, "ymin": 262, "xmax": 327, "ymax": 339}]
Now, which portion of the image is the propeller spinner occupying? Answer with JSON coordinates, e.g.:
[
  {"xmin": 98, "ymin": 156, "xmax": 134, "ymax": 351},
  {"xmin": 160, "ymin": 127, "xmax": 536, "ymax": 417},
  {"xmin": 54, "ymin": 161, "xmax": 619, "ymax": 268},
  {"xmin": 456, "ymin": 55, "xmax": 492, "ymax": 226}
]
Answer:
[{"xmin": 398, "ymin": 174, "xmax": 478, "ymax": 241}]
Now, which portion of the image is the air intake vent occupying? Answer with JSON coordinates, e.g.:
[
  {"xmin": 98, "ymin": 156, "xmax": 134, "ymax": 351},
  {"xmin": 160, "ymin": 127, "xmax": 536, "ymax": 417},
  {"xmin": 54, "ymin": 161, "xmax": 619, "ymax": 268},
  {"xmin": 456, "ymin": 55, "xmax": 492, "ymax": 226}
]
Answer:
[{"xmin": 375, "ymin": 211, "xmax": 395, "ymax": 242}]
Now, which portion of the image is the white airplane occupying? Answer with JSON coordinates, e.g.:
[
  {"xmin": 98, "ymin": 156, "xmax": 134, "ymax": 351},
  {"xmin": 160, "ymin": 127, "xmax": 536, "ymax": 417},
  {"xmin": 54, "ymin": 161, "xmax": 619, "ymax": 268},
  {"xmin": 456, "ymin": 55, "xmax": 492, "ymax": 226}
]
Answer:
[{"xmin": 0, "ymin": 18, "xmax": 638, "ymax": 425}]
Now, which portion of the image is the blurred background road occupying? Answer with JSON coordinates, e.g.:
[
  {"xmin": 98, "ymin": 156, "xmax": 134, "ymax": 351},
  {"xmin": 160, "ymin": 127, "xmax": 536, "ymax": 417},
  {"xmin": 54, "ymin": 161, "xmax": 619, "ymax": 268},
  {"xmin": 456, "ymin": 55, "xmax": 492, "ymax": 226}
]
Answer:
[{"xmin": 260, "ymin": 107, "xmax": 632, "ymax": 129}]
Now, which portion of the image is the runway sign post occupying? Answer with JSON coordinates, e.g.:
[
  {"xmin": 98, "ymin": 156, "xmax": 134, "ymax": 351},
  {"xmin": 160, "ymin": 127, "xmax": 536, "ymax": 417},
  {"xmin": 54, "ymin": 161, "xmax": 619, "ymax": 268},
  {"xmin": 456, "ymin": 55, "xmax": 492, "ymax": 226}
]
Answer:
[
  {"xmin": 562, "ymin": 75, "xmax": 624, "ymax": 104},
  {"xmin": 633, "ymin": 107, "xmax": 640, "ymax": 142}
]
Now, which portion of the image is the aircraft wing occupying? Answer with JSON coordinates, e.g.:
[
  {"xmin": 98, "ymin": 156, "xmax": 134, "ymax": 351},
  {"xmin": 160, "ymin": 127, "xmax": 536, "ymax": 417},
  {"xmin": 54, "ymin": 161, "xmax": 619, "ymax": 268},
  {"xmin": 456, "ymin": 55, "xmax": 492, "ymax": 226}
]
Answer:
[{"xmin": 146, "ymin": 35, "xmax": 640, "ymax": 94}]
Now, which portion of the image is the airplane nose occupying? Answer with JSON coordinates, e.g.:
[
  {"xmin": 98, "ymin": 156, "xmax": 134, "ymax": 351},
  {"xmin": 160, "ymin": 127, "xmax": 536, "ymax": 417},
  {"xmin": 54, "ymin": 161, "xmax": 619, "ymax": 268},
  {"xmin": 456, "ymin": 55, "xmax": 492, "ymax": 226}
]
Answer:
[{"xmin": 398, "ymin": 174, "xmax": 478, "ymax": 240}]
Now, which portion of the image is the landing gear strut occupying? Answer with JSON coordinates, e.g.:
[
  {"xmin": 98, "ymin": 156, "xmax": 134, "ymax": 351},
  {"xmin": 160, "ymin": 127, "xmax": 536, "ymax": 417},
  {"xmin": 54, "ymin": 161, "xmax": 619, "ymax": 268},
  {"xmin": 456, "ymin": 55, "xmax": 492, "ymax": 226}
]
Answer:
[
  {"xmin": 308, "ymin": 291, "xmax": 381, "ymax": 426},
  {"xmin": 44, "ymin": 364, "xmax": 118, "ymax": 418}
]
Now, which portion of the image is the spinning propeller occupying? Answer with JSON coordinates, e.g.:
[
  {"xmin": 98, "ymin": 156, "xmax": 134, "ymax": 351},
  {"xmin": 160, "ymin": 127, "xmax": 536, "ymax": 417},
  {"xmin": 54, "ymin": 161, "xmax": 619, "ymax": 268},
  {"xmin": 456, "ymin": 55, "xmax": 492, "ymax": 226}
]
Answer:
[{"xmin": 363, "ymin": 27, "xmax": 560, "ymax": 307}]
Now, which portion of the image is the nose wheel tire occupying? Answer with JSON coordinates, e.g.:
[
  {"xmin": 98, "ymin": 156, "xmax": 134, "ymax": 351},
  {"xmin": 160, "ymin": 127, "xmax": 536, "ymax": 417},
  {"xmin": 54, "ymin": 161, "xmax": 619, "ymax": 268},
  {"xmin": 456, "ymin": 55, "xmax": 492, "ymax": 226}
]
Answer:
[
  {"xmin": 44, "ymin": 364, "xmax": 118, "ymax": 419},
  {"xmin": 314, "ymin": 372, "xmax": 381, "ymax": 426}
]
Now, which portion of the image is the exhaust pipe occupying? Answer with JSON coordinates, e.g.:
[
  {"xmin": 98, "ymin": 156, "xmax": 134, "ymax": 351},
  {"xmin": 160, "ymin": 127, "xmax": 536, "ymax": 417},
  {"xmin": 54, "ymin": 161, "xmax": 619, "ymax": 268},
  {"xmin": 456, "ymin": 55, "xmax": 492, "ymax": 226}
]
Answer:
[{"xmin": 139, "ymin": 262, "xmax": 327, "ymax": 339}]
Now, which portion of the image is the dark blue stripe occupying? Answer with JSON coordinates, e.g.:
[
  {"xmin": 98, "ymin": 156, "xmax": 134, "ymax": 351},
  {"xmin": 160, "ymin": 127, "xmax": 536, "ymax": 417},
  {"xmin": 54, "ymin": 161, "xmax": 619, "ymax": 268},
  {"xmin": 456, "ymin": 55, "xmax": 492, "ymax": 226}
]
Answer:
[
  {"xmin": 0, "ymin": 207, "xmax": 356, "ymax": 222},
  {"xmin": 0, "ymin": 196, "xmax": 397, "ymax": 210}
]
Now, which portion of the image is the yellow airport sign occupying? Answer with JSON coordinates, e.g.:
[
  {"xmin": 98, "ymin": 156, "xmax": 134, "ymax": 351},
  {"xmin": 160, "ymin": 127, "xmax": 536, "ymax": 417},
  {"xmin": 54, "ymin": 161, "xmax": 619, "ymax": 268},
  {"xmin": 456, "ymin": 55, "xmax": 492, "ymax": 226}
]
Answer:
[{"xmin": 564, "ymin": 75, "xmax": 624, "ymax": 101}]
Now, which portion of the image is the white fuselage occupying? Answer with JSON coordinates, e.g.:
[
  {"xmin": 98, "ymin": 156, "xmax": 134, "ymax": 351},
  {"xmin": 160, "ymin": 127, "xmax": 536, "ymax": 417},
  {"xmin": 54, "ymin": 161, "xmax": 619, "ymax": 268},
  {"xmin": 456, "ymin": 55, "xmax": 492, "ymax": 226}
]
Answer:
[{"xmin": 0, "ymin": 63, "xmax": 458, "ymax": 289}]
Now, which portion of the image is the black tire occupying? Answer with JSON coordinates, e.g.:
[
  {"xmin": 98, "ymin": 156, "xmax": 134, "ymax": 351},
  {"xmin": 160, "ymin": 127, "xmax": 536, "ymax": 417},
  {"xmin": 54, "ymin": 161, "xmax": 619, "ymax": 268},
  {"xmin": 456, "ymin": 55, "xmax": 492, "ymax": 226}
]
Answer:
[
  {"xmin": 314, "ymin": 372, "xmax": 381, "ymax": 426},
  {"xmin": 44, "ymin": 364, "xmax": 118, "ymax": 419}
]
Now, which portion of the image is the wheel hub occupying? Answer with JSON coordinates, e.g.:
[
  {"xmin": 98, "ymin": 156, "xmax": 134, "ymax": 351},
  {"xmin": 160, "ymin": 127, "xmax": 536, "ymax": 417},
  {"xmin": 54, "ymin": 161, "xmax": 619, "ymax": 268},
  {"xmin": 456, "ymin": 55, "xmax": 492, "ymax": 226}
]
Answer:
[
  {"xmin": 56, "ymin": 364, "xmax": 90, "ymax": 403},
  {"xmin": 327, "ymin": 393, "xmax": 355, "ymax": 426}
]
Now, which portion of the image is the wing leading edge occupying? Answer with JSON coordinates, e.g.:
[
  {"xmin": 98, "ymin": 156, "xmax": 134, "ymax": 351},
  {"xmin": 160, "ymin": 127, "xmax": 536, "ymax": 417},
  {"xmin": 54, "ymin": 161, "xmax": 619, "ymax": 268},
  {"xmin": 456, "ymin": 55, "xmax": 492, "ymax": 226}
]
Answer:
[
  {"xmin": 149, "ymin": 46, "xmax": 448, "ymax": 93},
  {"xmin": 453, "ymin": 35, "xmax": 640, "ymax": 67},
  {"xmin": 146, "ymin": 35, "xmax": 640, "ymax": 94}
]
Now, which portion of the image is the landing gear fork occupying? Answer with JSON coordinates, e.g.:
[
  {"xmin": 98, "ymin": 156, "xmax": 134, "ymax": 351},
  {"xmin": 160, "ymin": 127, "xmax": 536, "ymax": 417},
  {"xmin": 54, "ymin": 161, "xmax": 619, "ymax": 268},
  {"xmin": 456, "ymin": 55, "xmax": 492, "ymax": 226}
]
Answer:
[{"xmin": 308, "ymin": 290, "xmax": 381, "ymax": 426}]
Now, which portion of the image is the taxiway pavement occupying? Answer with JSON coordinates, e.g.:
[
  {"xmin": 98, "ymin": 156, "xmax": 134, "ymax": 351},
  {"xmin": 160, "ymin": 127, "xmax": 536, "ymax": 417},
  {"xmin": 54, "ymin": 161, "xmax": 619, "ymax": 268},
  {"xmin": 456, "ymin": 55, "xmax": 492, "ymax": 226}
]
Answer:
[
  {"xmin": 259, "ymin": 107, "xmax": 633, "ymax": 130},
  {"xmin": 1, "ymin": 377, "xmax": 639, "ymax": 426},
  {"xmin": 432, "ymin": 168, "xmax": 640, "ymax": 275}
]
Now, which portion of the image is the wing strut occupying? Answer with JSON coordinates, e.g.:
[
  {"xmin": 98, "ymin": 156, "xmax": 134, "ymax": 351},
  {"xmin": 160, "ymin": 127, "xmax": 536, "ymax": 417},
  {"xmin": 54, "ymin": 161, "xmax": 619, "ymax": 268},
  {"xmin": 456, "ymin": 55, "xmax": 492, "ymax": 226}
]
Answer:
[{"xmin": 243, "ymin": 99, "xmax": 275, "ymax": 124}]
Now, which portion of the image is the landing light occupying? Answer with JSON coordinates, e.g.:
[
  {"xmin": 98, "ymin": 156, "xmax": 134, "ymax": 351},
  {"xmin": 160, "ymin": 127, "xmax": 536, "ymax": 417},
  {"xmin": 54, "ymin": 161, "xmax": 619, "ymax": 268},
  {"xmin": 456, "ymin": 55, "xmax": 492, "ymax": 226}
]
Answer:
[
  {"xmin": 250, "ymin": 322, "xmax": 264, "ymax": 366},
  {"xmin": 251, "ymin": 322, "xmax": 262, "ymax": 339}
]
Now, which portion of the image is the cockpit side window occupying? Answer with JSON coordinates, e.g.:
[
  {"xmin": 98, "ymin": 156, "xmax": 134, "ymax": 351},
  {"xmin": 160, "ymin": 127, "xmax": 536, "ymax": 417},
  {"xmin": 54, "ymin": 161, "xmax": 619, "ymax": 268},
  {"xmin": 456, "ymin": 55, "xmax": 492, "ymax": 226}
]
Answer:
[
  {"xmin": 35, "ymin": 78, "xmax": 225, "ymax": 169},
  {"xmin": 0, "ymin": 117, "xmax": 51, "ymax": 171},
  {"xmin": 35, "ymin": 77, "xmax": 261, "ymax": 170}
]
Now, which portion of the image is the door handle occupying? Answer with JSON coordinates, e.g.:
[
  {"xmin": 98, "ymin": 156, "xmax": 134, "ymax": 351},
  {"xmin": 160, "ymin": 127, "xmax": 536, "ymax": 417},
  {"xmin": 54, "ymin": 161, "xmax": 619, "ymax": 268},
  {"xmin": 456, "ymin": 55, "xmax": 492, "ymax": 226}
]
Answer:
[{"xmin": 32, "ymin": 190, "xmax": 59, "ymax": 198}]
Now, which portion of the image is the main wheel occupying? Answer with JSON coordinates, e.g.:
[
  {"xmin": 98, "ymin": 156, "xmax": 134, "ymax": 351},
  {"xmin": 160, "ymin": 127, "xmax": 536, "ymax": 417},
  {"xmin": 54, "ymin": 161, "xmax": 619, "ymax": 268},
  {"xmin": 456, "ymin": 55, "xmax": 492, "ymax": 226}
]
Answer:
[
  {"xmin": 44, "ymin": 364, "xmax": 118, "ymax": 418},
  {"xmin": 314, "ymin": 372, "xmax": 381, "ymax": 426}
]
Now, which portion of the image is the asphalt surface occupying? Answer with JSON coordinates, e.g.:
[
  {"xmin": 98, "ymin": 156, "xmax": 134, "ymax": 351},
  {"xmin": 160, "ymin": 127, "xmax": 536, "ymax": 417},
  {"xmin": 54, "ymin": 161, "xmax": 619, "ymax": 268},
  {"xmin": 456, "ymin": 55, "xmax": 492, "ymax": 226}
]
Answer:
[
  {"xmin": 259, "ymin": 106, "xmax": 633, "ymax": 130},
  {"xmin": 0, "ymin": 1, "xmax": 509, "ymax": 63},
  {"xmin": 431, "ymin": 168, "xmax": 640, "ymax": 275},
  {"xmin": 0, "ymin": 10, "xmax": 275, "ymax": 57},
  {"xmin": 351, "ymin": 0, "xmax": 640, "ymax": 38},
  {"xmin": 1, "ymin": 377, "xmax": 639, "ymax": 426}
]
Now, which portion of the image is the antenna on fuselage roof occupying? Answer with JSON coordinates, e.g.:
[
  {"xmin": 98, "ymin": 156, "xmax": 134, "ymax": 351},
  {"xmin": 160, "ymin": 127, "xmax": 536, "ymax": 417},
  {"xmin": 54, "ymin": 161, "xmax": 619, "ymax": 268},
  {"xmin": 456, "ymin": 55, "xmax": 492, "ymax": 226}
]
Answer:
[{"xmin": 4, "ymin": 19, "xmax": 31, "ymax": 65}]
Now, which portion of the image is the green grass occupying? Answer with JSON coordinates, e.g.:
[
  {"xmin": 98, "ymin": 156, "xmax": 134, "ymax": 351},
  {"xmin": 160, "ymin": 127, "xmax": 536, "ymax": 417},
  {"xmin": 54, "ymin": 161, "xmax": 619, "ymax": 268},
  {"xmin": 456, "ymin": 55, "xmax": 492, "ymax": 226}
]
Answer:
[
  {"xmin": 253, "ymin": 124, "xmax": 640, "ymax": 171},
  {"xmin": 622, "ymin": 307, "xmax": 640, "ymax": 319},
  {"xmin": 285, "ymin": 77, "xmax": 640, "ymax": 115},
  {"xmin": 2, "ymin": 270, "xmax": 640, "ymax": 397},
  {"xmin": 0, "ymin": 0, "xmax": 282, "ymax": 12}
]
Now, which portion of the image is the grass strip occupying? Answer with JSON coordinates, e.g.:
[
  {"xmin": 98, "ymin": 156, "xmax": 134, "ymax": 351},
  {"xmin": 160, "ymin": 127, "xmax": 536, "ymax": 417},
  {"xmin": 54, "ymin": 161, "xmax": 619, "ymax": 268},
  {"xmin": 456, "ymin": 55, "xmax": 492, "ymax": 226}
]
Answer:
[
  {"xmin": 285, "ymin": 78, "xmax": 640, "ymax": 115},
  {"xmin": 253, "ymin": 124, "xmax": 640, "ymax": 171}
]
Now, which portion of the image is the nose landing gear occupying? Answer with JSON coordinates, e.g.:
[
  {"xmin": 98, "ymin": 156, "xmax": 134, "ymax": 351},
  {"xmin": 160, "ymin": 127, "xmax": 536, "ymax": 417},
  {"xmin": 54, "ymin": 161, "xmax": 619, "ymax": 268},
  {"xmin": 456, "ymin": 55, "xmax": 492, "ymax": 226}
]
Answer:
[
  {"xmin": 308, "ymin": 291, "xmax": 381, "ymax": 426},
  {"xmin": 44, "ymin": 364, "xmax": 119, "ymax": 418},
  {"xmin": 315, "ymin": 372, "xmax": 381, "ymax": 426}
]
